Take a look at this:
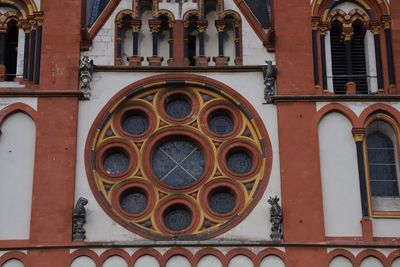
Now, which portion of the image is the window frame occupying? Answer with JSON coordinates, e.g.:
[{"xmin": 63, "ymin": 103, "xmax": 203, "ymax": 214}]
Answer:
[{"xmin": 363, "ymin": 114, "xmax": 400, "ymax": 217}]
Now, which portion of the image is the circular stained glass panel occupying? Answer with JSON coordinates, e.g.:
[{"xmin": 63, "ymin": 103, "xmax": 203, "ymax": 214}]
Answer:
[
  {"xmin": 208, "ymin": 111, "xmax": 233, "ymax": 135},
  {"xmin": 209, "ymin": 189, "xmax": 236, "ymax": 214},
  {"xmin": 120, "ymin": 189, "xmax": 148, "ymax": 215},
  {"xmin": 122, "ymin": 111, "xmax": 149, "ymax": 135},
  {"xmin": 152, "ymin": 139, "xmax": 205, "ymax": 188},
  {"xmin": 227, "ymin": 150, "xmax": 253, "ymax": 174},
  {"xmin": 103, "ymin": 151, "xmax": 129, "ymax": 176},
  {"xmin": 165, "ymin": 95, "xmax": 192, "ymax": 119},
  {"xmin": 163, "ymin": 206, "xmax": 192, "ymax": 232}
]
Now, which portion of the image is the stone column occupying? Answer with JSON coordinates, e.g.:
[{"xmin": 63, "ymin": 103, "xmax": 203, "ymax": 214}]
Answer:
[
  {"xmin": 115, "ymin": 20, "xmax": 123, "ymax": 65},
  {"xmin": 342, "ymin": 27, "xmax": 354, "ymax": 94},
  {"xmin": 34, "ymin": 13, "xmax": 43, "ymax": 85},
  {"xmin": 213, "ymin": 19, "xmax": 229, "ymax": 66},
  {"xmin": 195, "ymin": 19, "xmax": 209, "ymax": 66},
  {"xmin": 128, "ymin": 19, "xmax": 143, "ymax": 66},
  {"xmin": 233, "ymin": 20, "xmax": 242, "ymax": 65},
  {"xmin": 382, "ymin": 17, "xmax": 396, "ymax": 86},
  {"xmin": 319, "ymin": 23, "xmax": 328, "ymax": 91},
  {"xmin": 371, "ymin": 24, "xmax": 384, "ymax": 91},
  {"xmin": 28, "ymin": 18, "xmax": 37, "ymax": 82},
  {"xmin": 148, "ymin": 19, "xmax": 163, "ymax": 66},
  {"xmin": 0, "ymin": 26, "xmax": 7, "ymax": 81}
]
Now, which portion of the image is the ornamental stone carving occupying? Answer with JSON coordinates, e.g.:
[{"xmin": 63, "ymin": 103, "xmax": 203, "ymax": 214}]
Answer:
[
  {"xmin": 79, "ymin": 56, "xmax": 94, "ymax": 100},
  {"xmin": 262, "ymin": 60, "xmax": 277, "ymax": 104}
]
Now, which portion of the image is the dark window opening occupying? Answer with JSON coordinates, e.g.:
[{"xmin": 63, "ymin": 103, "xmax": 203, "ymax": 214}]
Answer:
[
  {"xmin": 351, "ymin": 21, "xmax": 368, "ymax": 94},
  {"xmin": 330, "ymin": 21, "xmax": 346, "ymax": 94},
  {"xmin": 4, "ymin": 20, "xmax": 18, "ymax": 81},
  {"xmin": 188, "ymin": 34, "xmax": 197, "ymax": 66}
]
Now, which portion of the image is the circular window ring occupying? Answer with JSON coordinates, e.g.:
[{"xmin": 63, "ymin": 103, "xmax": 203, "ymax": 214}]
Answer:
[
  {"xmin": 142, "ymin": 126, "xmax": 215, "ymax": 192},
  {"xmin": 199, "ymin": 100, "xmax": 243, "ymax": 140},
  {"xmin": 95, "ymin": 139, "xmax": 138, "ymax": 181},
  {"xmin": 154, "ymin": 196, "xmax": 201, "ymax": 236},
  {"xmin": 113, "ymin": 101, "xmax": 157, "ymax": 141},
  {"xmin": 218, "ymin": 139, "xmax": 262, "ymax": 181},
  {"xmin": 156, "ymin": 88, "xmax": 200, "ymax": 124},
  {"xmin": 200, "ymin": 178, "xmax": 245, "ymax": 221},
  {"xmin": 111, "ymin": 179, "xmax": 156, "ymax": 221}
]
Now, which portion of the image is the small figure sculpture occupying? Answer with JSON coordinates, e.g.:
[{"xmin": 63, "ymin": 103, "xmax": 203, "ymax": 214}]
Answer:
[
  {"xmin": 262, "ymin": 60, "xmax": 277, "ymax": 104},
  {"xmin": 72, "ymin": 197, "xmax": 88, "ymax": 242},
  {"xmin": 79, "ymin": 56, "xmax": 94, "ymax": 100},
  {"xmin": 268, "ymin": 196, "xmax": 283, "ymax": 241}
]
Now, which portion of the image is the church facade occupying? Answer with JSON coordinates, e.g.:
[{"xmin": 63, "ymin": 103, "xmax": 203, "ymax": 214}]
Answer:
[{"xmin": 0, "ymin": 0, "xmax": 399, "ymax": 266}]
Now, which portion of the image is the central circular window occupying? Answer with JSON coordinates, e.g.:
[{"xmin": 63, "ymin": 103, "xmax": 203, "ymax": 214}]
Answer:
[
  {"xmin": 152, "ymin": 139, "xmax": 205, "ymax": 188},
  {"xmin": 86, "ymin": 79, "xmax": 271, "ymax": 240}
]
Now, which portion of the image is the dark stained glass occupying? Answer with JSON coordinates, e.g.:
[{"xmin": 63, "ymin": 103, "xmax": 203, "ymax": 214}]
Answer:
[
  {"xmin": 165, "ymin": 96, "xmax": 191, "ymax": 119},
  {"xmin": 122, "ymin": 112, "xmax": 149, "ymax": 135},
  {"xmin": 152, "ymin": 139, "xmax": 205, "ymax": 188},
  {"xmin": 120, "ymin": 189, "xmax": 148, "ymax": 215},
  {"xmin": 164, "ymin": 206, "xmax": 192, "ymax": 231},
  {"xmin": 209, "ymin": 189, "xmax": 236, "ymax": 214},
  {"xmin": 367, "ymin": 132, "xmax": 399, "ymax": 197},
  {"xmin": 208, "ymin": 112, "xmax": 233, "ymax": 135},
  {"xmin": 103, "ymin": 152, "xmax": 129, "ymax": 176},
  {"xmin": 227, "ymin": 150, "xmax": 253, "ymax": 174},
  {"xmin": 243, "ymin": 0, "xmax": 272, "ymax": 28}
]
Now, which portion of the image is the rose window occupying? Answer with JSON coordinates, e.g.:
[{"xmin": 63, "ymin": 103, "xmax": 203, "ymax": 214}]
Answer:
[{"xmin": 86, "ymin": 79, "xmax": 272, "ymax": 240}]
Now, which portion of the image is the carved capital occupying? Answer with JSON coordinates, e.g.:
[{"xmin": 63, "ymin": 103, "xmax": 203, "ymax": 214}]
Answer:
[
  {"xmin": 381, "ymin": 15, "xmax": 391, "ymax": 30},
  {"xmin": 311, "ymin": 16, "xmax": 321, "ymax": 31},
  {"xmin": 197, "ymin": 19, "xmax": 208, "ymax": 32},
  {"xmin": 370, "ymin": 23, "xmax": 380, "ymax": 35},
  {"xmin": 149, "ymin": 19, "xmax": 162, "ymax": 33},
  {"xmin": 131, "ymin": 19, "xmax": 142, "ymax": 32},
  {"xmin": 215, "ymin": 19, "xmax": 226, "ymax": 32},
  {"xmin": 352, "ymin": 128, "xmax": 366, "ymax": 142}
]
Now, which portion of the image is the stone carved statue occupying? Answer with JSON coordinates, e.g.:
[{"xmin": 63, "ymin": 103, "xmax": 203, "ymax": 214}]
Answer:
[
  {"xmin": 72, "ymin": 197, "xmax": 88, "ymax": 242},
  {"xmin": 79, "ymin": 56, "xmax": 94, "ymax": 100},
  {"xmin": 268, "ymin": 196, "xmax": 283, "ymax": 241},
  {"xmin": 262, "ymin": 60, "xmax": 277, "ymax": 104}
]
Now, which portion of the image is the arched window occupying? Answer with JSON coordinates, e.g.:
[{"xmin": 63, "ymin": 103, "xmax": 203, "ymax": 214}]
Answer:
[
  {"xmin": 311, "ymin": 0, "xmax": 394, "ymax": 94},
  {"xmin": 365, "ymin": 119, "xmax": 400, "ymax": 214},
  {"xmin": 367, "ymin": 131, "xmax": 399, "ymax": 197}
]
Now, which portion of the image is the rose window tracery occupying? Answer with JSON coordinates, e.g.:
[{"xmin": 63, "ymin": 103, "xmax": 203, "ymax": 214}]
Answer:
[{"xmin": 86, "ymin": 79, "xmax": 271, "ymax": 240}]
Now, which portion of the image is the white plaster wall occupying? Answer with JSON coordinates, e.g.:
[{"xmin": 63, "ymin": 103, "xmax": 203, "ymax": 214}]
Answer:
[
  {"xmin": 134, "ymin": 255, "xmax": 160, "ymax": 267},
  {"xmin": 332, "ymin": 2, "xmax": 360, "ymax": 13},
  {"xmin": 158, "ymin": 1, "xmax": 198, "ymax": 20},
  {"xmin": 103, "ymin": 256, "xmax": 128, "ymax": 267},
  {"xmin": 16, "ymin": 29, "xmax": 25, "ymax": 78},
  {"xmin": 364, "ymin": 30, "xmax": 378, "ymax": 93},
  {"xmin": 84, "ymin": 0, "xmax": 275, "ymax": 65},
  {"xmin": 224, "ymin": 24, "xmax": 236, "ymax": 66},
  {"xmin": 122, "ymin": 24, "xmax": 133, "ymax": 65},
  {"xmin": 34, "ymin": 0, "xmax": 41, "ymax": 11},
  {"xmin": 75, "ymin": 71, "xmax": 280, "ymax": 241},
  {"xmin": 85, "ymin": 0, "xmax": 132, "ymax": 65},
  {"xmin": 372, "ymin": 219, "xmax": 400, "ymax": 237},
  {"xmin": 198, "ymin": 255, "xmax": 223, "ymax": 267},
  {"xmin": 228, "ymin": 255, "xmax": 254, "ymax": 267},
  {"xmin": 71, "ymin": 256, "xmax": 96, "ymax": 267},
  {"xmin": 260, "ymin": 255, "xmax": 285, "ymax": 267},
  {"xmin": 360, "ymin": 257, "xmax": 384, "ymax": 267},
  {"xmin": 0, "ymin": 112, "xmax": 35, "ymax": 240},
  {"xmin": 2, "ymin": 259, "xmax": 24, "ymax": 267},
  {"xmin": 319, "ymin": 112, "xmax": 363, "ymax": 237},
  {"xmin": 0, "ymin": 98, "xmax": 37, "ymax": 111},
  {"xmin": 392, "ymin": 258, "xmax": 400, "ymax": 267},
  {"xmin": 205, "ymin": 10, "xmax": 218, "ymax": 66},
  {"xmin": 166, "ymin": 256, "xmax": 191, "ymax": 267},
  {"xmin": 329, "ymin": 256, "xmax": 353, "ymax": 267},
  {"xmin": 138, "ymin": 9, "xmax": 153, "ymax": 66},
  {"xmin": 159, "ymin": 28, "xmax": 170, "ymax": 66}
]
